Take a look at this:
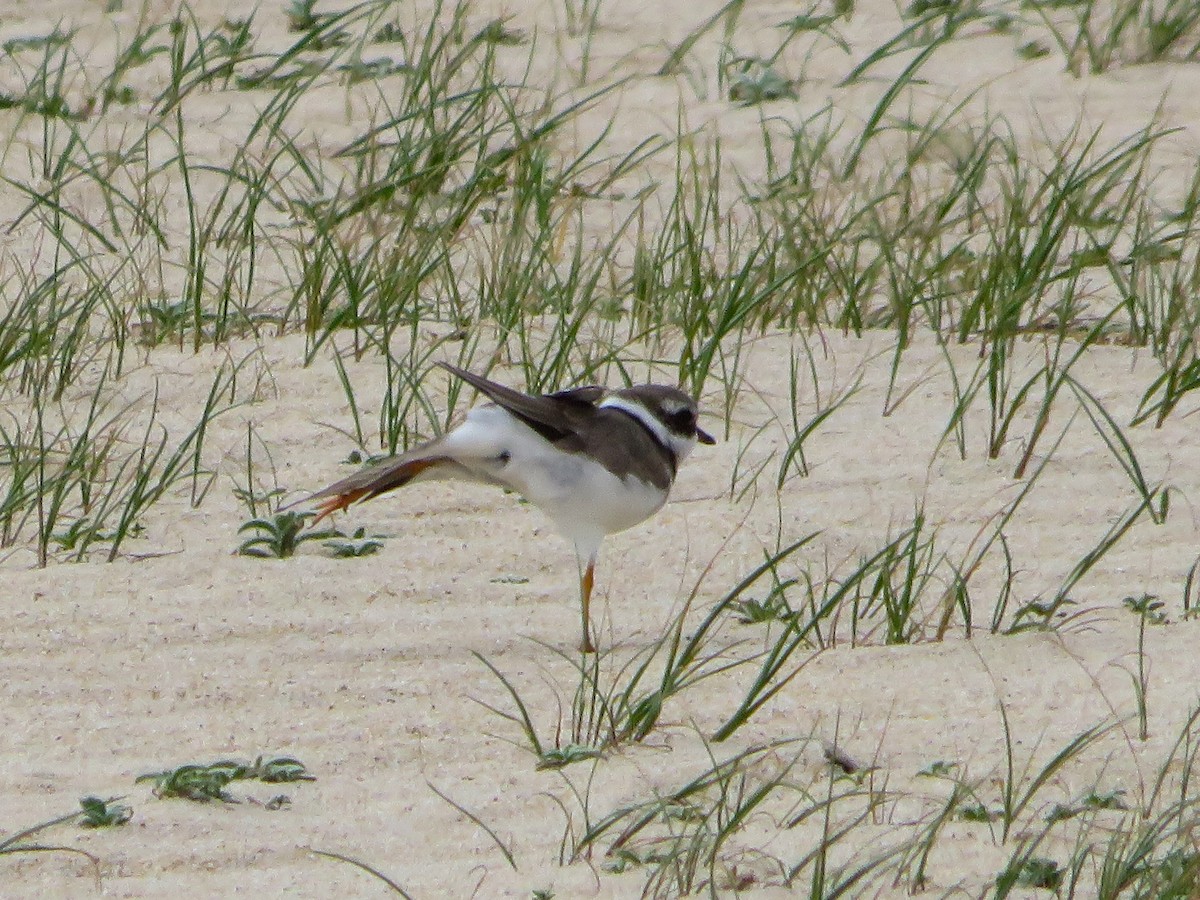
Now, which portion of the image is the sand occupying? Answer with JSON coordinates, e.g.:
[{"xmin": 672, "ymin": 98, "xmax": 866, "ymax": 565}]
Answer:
[{"xmin": 1, "ymin": 0, "xmax": 1199, "ymax": 896}]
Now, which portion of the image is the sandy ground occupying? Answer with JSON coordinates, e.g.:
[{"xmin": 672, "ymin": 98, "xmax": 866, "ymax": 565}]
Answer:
[{"xmin": 2, "ymin": 0, "xmax": 1200, "ymax": 897}]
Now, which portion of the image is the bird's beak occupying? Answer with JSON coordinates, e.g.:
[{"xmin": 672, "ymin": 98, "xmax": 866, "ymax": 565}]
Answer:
[{"xmin": 697, "ymin": 426, "xmax": 716, "ymax": 445}]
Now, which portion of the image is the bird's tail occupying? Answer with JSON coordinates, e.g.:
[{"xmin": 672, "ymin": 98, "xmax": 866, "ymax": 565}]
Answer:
[{"xmin": 305, "ymin": 453, "xmax": 457, "ymax": 524}]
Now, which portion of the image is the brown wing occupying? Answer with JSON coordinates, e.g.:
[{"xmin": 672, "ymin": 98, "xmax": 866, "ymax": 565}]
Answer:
[
  {"xmin": 438, "ymin": 362, "xmax": 602, "ymax": 441},
  {"xmin": 546, "ymin": 384, "xmax": 606, "ymax": 405}
]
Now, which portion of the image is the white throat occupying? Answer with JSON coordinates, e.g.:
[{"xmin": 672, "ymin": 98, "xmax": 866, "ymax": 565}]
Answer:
[{"xmin": 599, "ymin": 396, "xmax": 697, "ymax": 463}]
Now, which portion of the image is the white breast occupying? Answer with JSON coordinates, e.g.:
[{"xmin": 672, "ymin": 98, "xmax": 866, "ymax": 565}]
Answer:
[{"xmin": 440, "ymin": 405, "xmax": 668, "ymax": 559}]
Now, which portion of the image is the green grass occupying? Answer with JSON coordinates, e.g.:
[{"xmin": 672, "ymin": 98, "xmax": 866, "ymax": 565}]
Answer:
[
  {"xmin": 2, "ymin": 0, "xmax": 1200, "ymax": 894},
  {"xmin": 136, "ymin": 755, "xmax": 315, "ymax": 802},
  {"xmin": 1027, "ymin": 0, "xmax": 1200, "ymax": 74}
]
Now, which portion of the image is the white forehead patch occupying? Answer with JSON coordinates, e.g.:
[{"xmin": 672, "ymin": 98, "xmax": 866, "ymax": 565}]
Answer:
[{"xmin": 659, "ymin": 396, "xmax": 693, "ymax": 418}]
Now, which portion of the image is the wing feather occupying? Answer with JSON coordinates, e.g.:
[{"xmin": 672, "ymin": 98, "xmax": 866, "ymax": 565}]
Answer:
[{"xmin": 438, "ymin": 362, "xmax": 602, "ymax": 440}]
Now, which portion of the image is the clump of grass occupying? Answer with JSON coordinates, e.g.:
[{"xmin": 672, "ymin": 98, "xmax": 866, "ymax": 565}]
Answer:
[
  {"xmin": 137, "ymin": 755, "xmax": 314, "ymax": 802},
  {"xmin": 0, "ymin": 361, "xmax": 241, "ymax": 564},
  {"xmin": 51, "ymin": 517, "xmax": 140, "ymax": 553},
  {"xmin": 137, "ymin": 763, "xmax": 241, "ymax": 802},
  {"xmin": 572, "ymin": 729, "xmax": 917, "ymax": 895},
  {"xmin": 731, "ymin": 590, "xmax": 796, "ymax": 625},
  {"xmin": 474, "ymin": 17, "xmax": 526, "ymax": 46},
  {"xmin": 236, "ymin": 510, "xmax": 385, "ymax": 559},
  {"xmin": 958, "ymin": 802, "xmax": 1000, "ymax": 823},
  {"xmin": 1124, "ymin": 593, "xmax": 1167, "ymax": 741},
  {"xmin": 236, "ymin": 510, "xmax": 338, "ymax": 558},
  {"xmin": 1046, "ymin": 788, "xmax": 1129, "ymax": 823},
  {"xmin": 1007, "ymin": 854, "xmax": 1064, "ymax": 892},
  {"xmin": 1028, "ymin": 0, "xmax": 1200, "ymax": 75},
  {"xmin": 78, "ymin": 796, "xmax": 133, "ymax": 828},
  {"xmin": 324, "ymin": 526, "xmax": 386, "ymax": 558},
  {"xmin": 475, "ymin": 533, "xmax": 818, "ymax": 764},
  {"xmin": 535, "ymin": 744, "xmax": 604, "ymax": 771},
  {"xmin": 284, "ymin": 0, "xmax": 347, "ymax": 46},
  {"xmin": 724, "ymin": 57, "xmax": 795, "ymax": 104},
  {"xmin": 579, "ymin": 739, "xmax": 812, "ymax": 894}
]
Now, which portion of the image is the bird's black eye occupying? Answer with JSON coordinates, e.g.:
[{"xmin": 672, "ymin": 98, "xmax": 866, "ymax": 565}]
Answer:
[{"xmin": 668, "ymin": 408, "xmax": 696, "ymax": 434}]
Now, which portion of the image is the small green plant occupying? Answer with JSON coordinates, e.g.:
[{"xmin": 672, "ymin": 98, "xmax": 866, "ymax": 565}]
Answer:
[
  {"xmin": 1046, "ymin": 788, "xmax": 1129, "ymax": 822},
  {"xmin": 1081, "ymin": 788, "xmax": 1129, "ymax": 811},
  {"xmin": 137, "ymin": 764, "xmax": 240, "ymax": 802},
  {"xmin": 236, "ymin": 510, "xmax": 339, "ymax": 558},
  {"xmin": 918, "ymin": 760, "xmax": 958, "ymax": 777},
  {"xmin": 79, "ymin": 796, "xmax": 133, "ymax": 827},
  {"xmin": 51, "ymin": 517, "xmax": 123, "ymax": 552},
  {"xmin": 285, "ymin": 0, "xmax": 321, "ymax": 32},
  {"xmin": 731, "ymin": 591, "xmax": 796, "ymax": 624},
  {"xmin": 337, "ymin": 57, "xmax": 409, "ymax": 84},
  {"xmin": 1123, "ymin": 593, "xmax": 1168, "ymax": 624},
  {"xmin": 476, "ymin": 534, "xmax": 818, "ymax": 760},
  {"xmin": 323, "ymin": 527, "xmax": 385, "ymax": 558},
  {"xmin": 474, "ymin": 17, "xmax": 526, "ymax": 45},
  {"xmin": 1029, "ymin": 0, "xmax": 1200, "ymax": 75},
  {"xmin": 1124, "ymin": 593, "xmax": 1166, "ymax": 740},
  {"xmin": 371, "ymin": 21, "xmax": 404, "ymax": 43},
  {"xmin": 904, "ymin": 0, "xmax": 955, "ymax": 17},
  {"xmin": 282, "ymin": 0, "xmax": 347, "ymax": 46},
  {"xmin": 535, "ymin": 744, "xmax": 604, "ymax": 771},
  {"xmin": 578, "ymin": 738, "xmax": 829, "ymax": 895},
  {"xmin": 958, "ymin": 802, "xmax": 999, "ymax": 822},
  {"xmin": 1133, "ymin": 335, "xmax": 1200, "ymax": 428},
  {"xmin": 1013, "ymin": 855, "xmax": 1063, "ymax": 891},
  {"xmin": 0, "ymin": 88, "xmax": 80, "ymax": 120},
  {"xmin": 247, "ymin": 755, "xmax": 316, "ymax": 783},
  {"xmin": 725, "ymin": 57, "xmax": 795, "ymax": 104},
  {"xmin": 1016, "ymin": 39, "xmax": 1051, "ymax": 59},
  {"xmin": 776, "ymin": 355, "xmax": 862, "ymax": 487},
  {"xmin": 138, "ymin": 756, "xmax": 314, "ymax": 802}
]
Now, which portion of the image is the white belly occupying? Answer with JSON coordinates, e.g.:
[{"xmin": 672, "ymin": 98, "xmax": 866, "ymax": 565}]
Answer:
[
  {"xmin": 531, "ymin": 453, "xmax": 666, "ymax": 537},
  {"xmin": 442, "ymin": 406, "xmax": 668, "ymax": 555}
]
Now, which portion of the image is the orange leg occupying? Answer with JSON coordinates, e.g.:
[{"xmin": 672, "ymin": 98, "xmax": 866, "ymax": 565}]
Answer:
[{"xmin": 579, "ymin": 560, "xmax": 596, "ymax": 654}]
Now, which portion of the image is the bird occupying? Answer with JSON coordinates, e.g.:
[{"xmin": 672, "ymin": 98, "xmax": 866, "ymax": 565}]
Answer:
[{"xmin": 302, "ymin": 362, "xmax": 715, "ymax": 652}]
